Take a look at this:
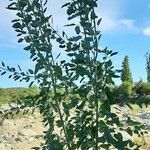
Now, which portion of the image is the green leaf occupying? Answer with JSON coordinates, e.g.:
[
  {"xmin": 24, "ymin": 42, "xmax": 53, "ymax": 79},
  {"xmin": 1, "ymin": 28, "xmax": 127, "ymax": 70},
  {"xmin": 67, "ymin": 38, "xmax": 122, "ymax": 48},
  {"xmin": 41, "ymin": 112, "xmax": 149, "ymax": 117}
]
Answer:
[
  {"xmin": 24, "ymin": 45, "xmax": 31, "ymax": 51},
  {"xmin": 67, "ymin": 6, "xmax": 74, "ymax": 15},
  {"xmin": 112, "ymin": 74, "xmax": 120, "ymax": 78},
  {"xmin": 67, "ymin": 53, "xmax": 74, "ymax": 57},
  {"xmin": 76, "ymin": 100, "xmax": 86, "ymax": 110},
  {"xmin": 9, "ymin": 75, "xmax": 12, "ymax": 78},
  {"xmin": 33, "ymin": 1, "xmax": 40, "ymax": 8},
  {"xmin": 12, "ymin": 22, "xmax": 22, "ymax": 28},
  {"xmin": 28, "ymin": 69, "xmax": 33, "ymax": 74},
  {"xmin": 62, "ymin": 102, "xmax": 68, "ymax": 110},
  {"xmin": 68, "ymin": 97, "xmax": 78, "ymax": 109},
  {"xmin": 18, "ymin": 38, "xmax": 23, "ymax": 43},
  {"xmin": 62, "ymin": 2, "xmax": 70, "ymax": 8},
  {"xmin": 11, "ymin": 19, "xmax": 20, "ymax": 23},
  {"xmin": 31, "ymin": 21, "xmax": 38, "ymax": 28},
  {"xmin": 29, "ymin": 81, "xmax": 34, "ymax": 87},
  {"xmin": 69, "ymin": 36, "xmax": 82, "ymax": 42},
  {"xmin": 75, "ymin": 26, "xmax": 80, "ymax": 34},
  {"xmin": 91, "ymin": 11, "xmax": 97, "ymax": 19},
  {"xmin": 18, "ymin": 65, "xmax": 22, "ymax": 71},
  {"xmin": 56, "ymin": 38, "xmax": 62, "ymax": 43},
  {"xmin": 54, "ymin": 65, "xmax": 62, "ymax": 79},
  {"xmin": 1, "ymin": 71, "xmax": 6, "ymax": 75},
  {"xmin": 97, "ymin": 18, "xmax": 102, "ymax": 25},
  {"xmin": 44, "ymin": 0, "xmax": 48, "ymax": 6},
  {"xmin": 59, "ymin": 45, "xmax": 66, "ymax": 48},
  {"xmin": 35, "ymin": 63, "xmax": 40, "ymax": 74},
  {"xmin": 101, "ymin": 144, "xmax": 110, "ymax": 149},
  {"xmin": 7, "ymin": 2, "xmax": 17, "ymax": 10},
  {"xmin": 61, "ymin": 60, "xmax": 66, "ymax": 64},
  {"xmin": 114, "ymin": 133, "xmax": 123, "ymax": 141},
  {"xmin": 24, "ymin": 36, "xmax": 31, "ymax": 43},
  {"xmin": 56, "ymin": 53, "xmax": 61, "ymax": 59},
  {"xmin": 1, "ymin": 62, "xmax": 5, "ymax": 67},
  {"xmin": 62, "ymin": 31, "xmax": 65, "ymax": 37},
  {"xmin": 110, "ymin": 52, "xmax": 118, "ymax": 56},
  {"xmin": 56, "ymin": 120, "xmax": 63, "ymax": 127},
  {"xmin": 24, "ymin": 15, "xmax": 32, "ymax": 23},
  {"xmin": 16, "ymin": 12, "xmax": 23, "ymax": 18},
  {"xmin": 64, "ymin": 23, "xmax": 75, "ymax": 27},
  {"xmin": 126, "ymin": 127, "xmax": 133, "ymax": 136},
  {"xmin": 18, "ymin": 1, "xmax": 27, "ymax": 8}
]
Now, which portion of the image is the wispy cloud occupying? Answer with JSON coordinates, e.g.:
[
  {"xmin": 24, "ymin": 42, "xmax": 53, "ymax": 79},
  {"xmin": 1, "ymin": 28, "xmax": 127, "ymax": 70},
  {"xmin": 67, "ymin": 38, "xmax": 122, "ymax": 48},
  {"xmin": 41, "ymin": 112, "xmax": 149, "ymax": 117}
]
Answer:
[
  {"xmin": 0, "ymin": 0, "xmax": 137, "ymax": 35},
  {"xmin": 99, "ymin": 15, "xmax": 118, "ymax": 32},
  {"xmin": 97, "ymin": 1, "xmax": 138, "ymax": 33},
  {"xmin": 100, "ymin": 17, "xmax": 137, "ymax": 33},
  {"xmin": 0, "ymin": 2, "xmax": 15, "ymax": 28},
  {"xmin": 120, "ymin": 19, "xmax": 135, "ymax": 29},
  {"xmin": 1, "ymin": 0, "xmax": 148, "ymax": 42},
  {"xmin": 142, "ymin": 27, "xmax": 150, "ymax": 36}
]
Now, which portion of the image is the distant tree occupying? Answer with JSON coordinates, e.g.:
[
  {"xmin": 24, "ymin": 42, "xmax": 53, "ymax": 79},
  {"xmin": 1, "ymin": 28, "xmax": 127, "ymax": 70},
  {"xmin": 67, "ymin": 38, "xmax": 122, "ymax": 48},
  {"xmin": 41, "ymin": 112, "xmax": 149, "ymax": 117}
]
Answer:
[
  {"xmin": 146, "ymin": 52, "xmax": 150, "ymax": 82},
  {"xmin": 121, "ymin": 55, "xmax": 133, "ymax": 84}
]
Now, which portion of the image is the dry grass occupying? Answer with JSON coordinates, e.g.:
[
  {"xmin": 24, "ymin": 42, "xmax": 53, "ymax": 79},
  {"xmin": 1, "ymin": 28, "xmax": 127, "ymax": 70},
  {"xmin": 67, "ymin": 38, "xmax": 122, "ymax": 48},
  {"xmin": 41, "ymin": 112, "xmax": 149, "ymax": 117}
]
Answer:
[
  {"xmin": 132, "ymin": 133, "xmax": 150, "ymax": 150},
  {"xmin": 129, "ymin": 104, "xmax": 150, "ymax": 116}
]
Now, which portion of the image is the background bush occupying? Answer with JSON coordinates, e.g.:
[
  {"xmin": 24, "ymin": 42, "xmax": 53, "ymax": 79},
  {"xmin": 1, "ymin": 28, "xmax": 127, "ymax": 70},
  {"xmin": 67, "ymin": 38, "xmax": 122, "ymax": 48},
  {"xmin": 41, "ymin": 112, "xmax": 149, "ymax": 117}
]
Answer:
[
  {"xmin": 114, "ymin": 81, "xmax": 132, "ymax": 98},
  {"xmin": 134, "ymin": 82, "xmax": 150, "ymax": 96},
  {"xmin": 0, "ymin": 86, "xmax": 38, "ymax": 106}
]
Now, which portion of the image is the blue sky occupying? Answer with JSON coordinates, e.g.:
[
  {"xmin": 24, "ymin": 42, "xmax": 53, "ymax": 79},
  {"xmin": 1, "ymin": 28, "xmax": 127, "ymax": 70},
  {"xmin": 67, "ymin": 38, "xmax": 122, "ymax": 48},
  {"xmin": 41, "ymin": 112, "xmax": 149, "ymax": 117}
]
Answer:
[{"xmin": 0, "ymin": 0, "xmax": 150, "ymax": 88}]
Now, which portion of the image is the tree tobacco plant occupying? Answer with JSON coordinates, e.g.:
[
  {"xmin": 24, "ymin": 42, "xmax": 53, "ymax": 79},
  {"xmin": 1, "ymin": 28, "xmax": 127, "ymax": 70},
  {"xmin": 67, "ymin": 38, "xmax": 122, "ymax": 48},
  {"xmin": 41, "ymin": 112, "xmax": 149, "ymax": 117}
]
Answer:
[{"xmin": 0, "ymin": 0, "xmax": 145, "ymax": 149}]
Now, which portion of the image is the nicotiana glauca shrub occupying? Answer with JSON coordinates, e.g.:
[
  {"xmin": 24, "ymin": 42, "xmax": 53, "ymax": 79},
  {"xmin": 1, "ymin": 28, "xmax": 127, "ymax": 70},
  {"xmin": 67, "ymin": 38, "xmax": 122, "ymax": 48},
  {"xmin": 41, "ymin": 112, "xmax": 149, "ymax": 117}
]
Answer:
[{"xmin": 0, "ymin": 0, "xmax": 146, "ymax": 149}]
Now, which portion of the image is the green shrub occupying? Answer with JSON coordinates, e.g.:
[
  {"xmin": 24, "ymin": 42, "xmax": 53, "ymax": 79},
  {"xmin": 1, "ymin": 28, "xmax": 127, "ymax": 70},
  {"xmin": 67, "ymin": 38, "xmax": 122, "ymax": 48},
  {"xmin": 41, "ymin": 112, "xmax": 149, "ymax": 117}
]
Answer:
[
  {"xmin": 134, "ymin": 82, "xmax": 150, "ymax": 96},
  {"xmin": 0, "ymin": 86, "xmax": 38, "ymax": 105},
  {"xmin": 141, "ymin": 82, "xmax": 150, "ymax": 95},
  {"xmin": 114, "ymin": 81, "xmax": 133, "ymax": 97}
]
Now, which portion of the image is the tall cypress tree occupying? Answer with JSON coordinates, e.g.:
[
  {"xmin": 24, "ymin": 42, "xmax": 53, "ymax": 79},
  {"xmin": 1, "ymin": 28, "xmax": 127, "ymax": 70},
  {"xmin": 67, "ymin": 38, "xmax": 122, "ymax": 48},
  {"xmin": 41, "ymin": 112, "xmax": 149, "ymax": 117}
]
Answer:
[
  {"xmin": 146, "ymin": 53, "xmax": 150, "ymax": 82},
  {"xmin": 121, "ymin": 55, "xmax": 133, "ymax": 84}
]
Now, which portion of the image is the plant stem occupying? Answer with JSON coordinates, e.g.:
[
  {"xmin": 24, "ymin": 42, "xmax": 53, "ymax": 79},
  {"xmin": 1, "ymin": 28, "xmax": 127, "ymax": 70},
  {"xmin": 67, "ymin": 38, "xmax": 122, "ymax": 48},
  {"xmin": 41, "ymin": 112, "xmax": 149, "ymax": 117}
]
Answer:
[
  {"xmin": 51, "ymin": 76, "xmax": 71, "ymax": 150},
  {"xmin": 94, "ymin": 67, "xmax": 99, "ymax": 150},
  {"xmin": 48, "ymin": 49, "xmax": 71, "ymax": 150}
]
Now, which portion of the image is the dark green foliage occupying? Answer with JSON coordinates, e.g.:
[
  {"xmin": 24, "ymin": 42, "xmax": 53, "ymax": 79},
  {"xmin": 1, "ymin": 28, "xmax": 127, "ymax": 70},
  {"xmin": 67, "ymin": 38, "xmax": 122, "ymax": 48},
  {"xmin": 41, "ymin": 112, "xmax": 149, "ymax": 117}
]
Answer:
[
  {"xmin": 134, "ymin": 81, "xmax": 150, "ymax": 96},
  {"xmin": 146, "ymin": 53, "xmax": 150, "ymax": 82},
  {"xmin": 114, "ymin": 81, "xmax": 133, "ymax": 98},
  {"xmin": 0, "ymin": 86, "xmax": 38, "ymax": 106},
  {"xmin": 121, "ymin": 55, "xmax": 133, "ymax": 84},
  {"xmin": 0, "ymin": 0, "xmax": 145, "ymax": 149}
]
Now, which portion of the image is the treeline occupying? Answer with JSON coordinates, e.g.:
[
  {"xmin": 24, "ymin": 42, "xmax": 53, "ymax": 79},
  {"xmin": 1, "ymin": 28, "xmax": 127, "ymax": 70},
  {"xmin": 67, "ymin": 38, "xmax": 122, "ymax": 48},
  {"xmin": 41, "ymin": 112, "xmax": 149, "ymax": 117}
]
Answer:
[
  {"xmin": 113, "ymin": 80, "xmax": 150, "ymax": 105},
  {"xmin": 0, "ymin": 86, "xmax": 38, "ymax": 106},
  {"xmin": 113, "ymin": 54, "xmax": 150, "ymax": 105},
  {"xmin": 0, "ymin": 54, "xmax": 149, "ymax": 106}
]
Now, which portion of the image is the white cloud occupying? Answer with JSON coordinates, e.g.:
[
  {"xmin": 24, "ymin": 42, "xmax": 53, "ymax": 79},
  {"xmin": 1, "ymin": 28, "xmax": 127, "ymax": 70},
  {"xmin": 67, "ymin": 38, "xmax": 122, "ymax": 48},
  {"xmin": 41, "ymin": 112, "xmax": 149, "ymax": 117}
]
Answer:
[
  {"xmin": 143, "ymin": 27, "xmax": 150, "ymax": 36},
  {"xmin": 97, "ymin": 1, "xmax": 138, "ymax": 33},
  {"xmin": 100, "ymin": 17, "xmax": 137, "ymax": 33},
  {"xmin": 0, "ymin": 0, "xmax": 134, "ymax": 34},
  {"xmin": 120, "ymin": 19, "xmax": 135, "ymax": 29},
  {"xmin": 99, "ymin": 13, "xmax": 118, "ymax": 32}
]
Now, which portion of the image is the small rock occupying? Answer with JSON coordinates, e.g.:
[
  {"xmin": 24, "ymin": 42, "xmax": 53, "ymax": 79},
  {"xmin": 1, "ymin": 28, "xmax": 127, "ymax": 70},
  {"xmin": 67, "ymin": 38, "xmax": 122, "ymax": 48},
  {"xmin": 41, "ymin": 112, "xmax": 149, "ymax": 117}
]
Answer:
[
  {"xmin": 14, "ymin": 136, "xmax": 23, "ymax": 143},
  {"xmin": 137, "ymin": 111, "xmax": 150, "ymax": 119},
  {"xmin": 0, "ymin": 143, "xmax": 5, "ymax": 150},
  {"xmin": 35, "ymin": 134, "xmax": 43, "ymax": 139},
  {"xmin": 2, "ymin": 134, "xmax": 16, "ymax": 144},
  {"xmin": 18, "ymin": 129, "xmax": 38, "ymax": 137},
  {"xmin": 0, "ymin": 135, "xmax": 5, "ymax": 143},
  {"xmin": 3, "ymin": 120, "xmax": 17, "ymax": 129},
  {"xmin": 23, "ymin": 124, "xmax": 33, "ymax": 128},
  {"xmin": 28, "ymin": 137, "xmax": 35, "ymax": 142}
]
